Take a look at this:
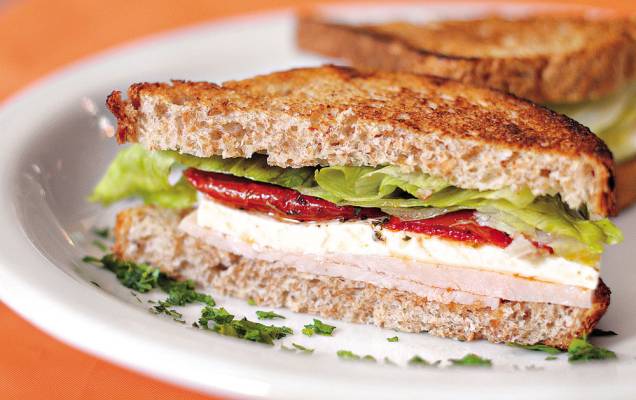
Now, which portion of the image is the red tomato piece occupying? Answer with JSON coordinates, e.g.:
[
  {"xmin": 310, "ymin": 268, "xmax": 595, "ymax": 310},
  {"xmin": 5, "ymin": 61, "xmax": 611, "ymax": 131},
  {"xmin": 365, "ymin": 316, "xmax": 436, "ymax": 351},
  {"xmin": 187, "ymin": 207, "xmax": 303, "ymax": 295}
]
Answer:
[
  {"xmin": 184, "ymin": 168, "xmax": 384, "ymax": 222},
  {"xmin": 383, "ymin": 210, "xmax": 513, "ymax": 248}
]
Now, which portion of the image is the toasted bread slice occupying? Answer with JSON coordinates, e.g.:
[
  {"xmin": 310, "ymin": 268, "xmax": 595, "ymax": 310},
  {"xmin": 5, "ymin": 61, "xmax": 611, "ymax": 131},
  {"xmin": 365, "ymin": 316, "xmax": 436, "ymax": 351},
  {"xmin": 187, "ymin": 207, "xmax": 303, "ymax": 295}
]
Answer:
[
  {"xmin": 106, "ymin": 66, "xmax": 615, "ymax": 216},
  {"xmin": 297, "ymin": 15, "xmax": 636, "ymax": 104},
  {"xmin": 113, "ymin": 205, "xmax": 610, "ymax": 349}
]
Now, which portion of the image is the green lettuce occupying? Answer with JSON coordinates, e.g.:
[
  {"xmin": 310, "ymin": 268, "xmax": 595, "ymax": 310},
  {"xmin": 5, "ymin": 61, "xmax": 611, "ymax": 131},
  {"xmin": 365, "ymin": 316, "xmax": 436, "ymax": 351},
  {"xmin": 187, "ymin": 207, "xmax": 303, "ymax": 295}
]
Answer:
[
  {"xmin": 167, "ymin": 152, "xmax": 316, "ymax": 189},
  {"xmin": 91, "ymin": 145, "xmax": 622, "ymax": 258},
  {"xmin": 90, "ymin": 145, "xmax": 196, "ymax": 209},
  {"xmin": 550, "ymin": 84, "xmax": 636, "ymax": 162},
  {"xmin": 312, "ymin": 165, "xmax": 620, "ymax": 255},
  {"xmin": 90, "ymin": 145, "xmax": 316, "ymax": 208}
]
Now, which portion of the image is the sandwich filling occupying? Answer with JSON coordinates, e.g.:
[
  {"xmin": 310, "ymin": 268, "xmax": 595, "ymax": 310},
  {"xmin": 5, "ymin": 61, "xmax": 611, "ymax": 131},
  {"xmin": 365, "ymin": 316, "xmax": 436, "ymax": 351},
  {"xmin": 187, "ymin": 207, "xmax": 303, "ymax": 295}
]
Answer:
[
  {"xmin": 92, "ymin": 145, "xmax": 623, "ymax": 308},
  {"xmin": 549, "ymin": 83, "xmax": 636, "ymax": 162}
]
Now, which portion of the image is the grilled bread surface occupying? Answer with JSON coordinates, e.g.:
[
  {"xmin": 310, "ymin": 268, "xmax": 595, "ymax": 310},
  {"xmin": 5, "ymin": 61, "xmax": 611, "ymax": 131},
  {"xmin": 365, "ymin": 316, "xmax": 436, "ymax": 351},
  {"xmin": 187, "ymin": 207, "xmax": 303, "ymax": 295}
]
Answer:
[
  {"xmin": 107, "ymin": 66, "xmax": 615, "ymax": 216},
  {"xmin": 297, "ymin": 15, "xmax": 636, "ymax": 103}
]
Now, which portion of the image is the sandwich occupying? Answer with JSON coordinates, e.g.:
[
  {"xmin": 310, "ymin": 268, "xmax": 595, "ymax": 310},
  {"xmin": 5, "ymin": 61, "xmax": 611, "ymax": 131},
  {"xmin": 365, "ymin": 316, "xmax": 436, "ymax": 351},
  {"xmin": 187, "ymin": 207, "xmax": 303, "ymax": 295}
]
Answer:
[
  {"xmin": 297, "ymin": 14, "xmax": 636, "ymax": 210},
  {"xmin": 92, "ymin": 65, "xmax": 622, "ymax": 348}
]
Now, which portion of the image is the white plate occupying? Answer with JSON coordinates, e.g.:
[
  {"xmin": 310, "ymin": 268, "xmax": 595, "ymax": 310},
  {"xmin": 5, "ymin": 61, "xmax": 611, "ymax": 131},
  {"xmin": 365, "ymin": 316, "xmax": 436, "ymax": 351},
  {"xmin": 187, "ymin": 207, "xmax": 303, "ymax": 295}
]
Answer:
[{"xmin": 0, "ymin": 3, "xmax": 635, "ymax": 399}]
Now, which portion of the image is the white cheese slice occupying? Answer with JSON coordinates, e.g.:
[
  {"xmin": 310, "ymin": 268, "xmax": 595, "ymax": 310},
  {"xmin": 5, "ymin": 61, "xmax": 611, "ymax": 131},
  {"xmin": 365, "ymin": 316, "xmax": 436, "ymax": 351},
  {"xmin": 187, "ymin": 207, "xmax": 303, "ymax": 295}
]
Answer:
[{"xmin": 195, "ymin": 197, "xmax": 598, "ymax": 290}]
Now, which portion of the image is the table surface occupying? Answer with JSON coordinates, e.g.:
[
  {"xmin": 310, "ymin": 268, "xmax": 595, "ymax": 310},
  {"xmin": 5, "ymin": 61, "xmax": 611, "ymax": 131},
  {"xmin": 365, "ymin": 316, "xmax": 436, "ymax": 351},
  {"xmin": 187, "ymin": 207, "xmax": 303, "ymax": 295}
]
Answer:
[{"xmin": 1, "ymin": 0, "xmax": 634, "ymax": 398}]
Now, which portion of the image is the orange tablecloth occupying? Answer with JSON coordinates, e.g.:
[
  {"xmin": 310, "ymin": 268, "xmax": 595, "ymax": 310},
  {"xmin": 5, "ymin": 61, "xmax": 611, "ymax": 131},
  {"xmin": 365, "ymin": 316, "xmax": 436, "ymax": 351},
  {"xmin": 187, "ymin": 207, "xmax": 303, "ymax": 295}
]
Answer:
[{"xmin": 0, "ymin": 0, "xmax": 634, "ymax": 399}]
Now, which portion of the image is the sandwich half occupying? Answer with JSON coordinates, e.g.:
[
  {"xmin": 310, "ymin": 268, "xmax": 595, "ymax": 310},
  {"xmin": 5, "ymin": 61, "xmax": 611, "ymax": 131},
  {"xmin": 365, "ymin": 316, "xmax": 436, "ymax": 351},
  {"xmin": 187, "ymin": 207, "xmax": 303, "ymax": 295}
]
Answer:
[
  {"xmin": 93, "ymin": 65, "xmax": 622, "ymax": 348},
  {"xmin": 297, "ymin": 14, "xmax": 636, "ymax": 210}
]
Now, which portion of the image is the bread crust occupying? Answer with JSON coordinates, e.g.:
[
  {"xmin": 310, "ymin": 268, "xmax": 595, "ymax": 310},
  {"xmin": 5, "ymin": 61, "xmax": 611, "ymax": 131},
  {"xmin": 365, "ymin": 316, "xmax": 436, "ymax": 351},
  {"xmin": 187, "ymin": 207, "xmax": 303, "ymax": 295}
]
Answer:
[
  {"xmin": 106, "ymin": 66, "xmax": 615, "ymax": 216},
  {"xmin": 296, "ymin": 15, "xmax": 636, "ymax": 104},
  {"xmin": 113, "ymin": 205, "xmax": 610, "ymax": 350}
]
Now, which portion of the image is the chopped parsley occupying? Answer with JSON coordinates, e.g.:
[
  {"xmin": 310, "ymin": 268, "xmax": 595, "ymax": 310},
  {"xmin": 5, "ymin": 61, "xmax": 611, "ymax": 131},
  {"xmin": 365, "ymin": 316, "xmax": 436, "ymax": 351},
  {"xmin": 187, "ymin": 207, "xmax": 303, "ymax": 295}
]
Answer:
[
  {"xmin": 247, "ymin": 298, "xmax": 256, "ymax": 306},
  {"xmin": 151, "ymin": 300, "xmax": 185, "ymax": 323},
  {"xmin": 567, "ymin": 337, "xmax": 617, "ymax": 362},
  {"xmin": 303, "ymin": 319, "xmax": 336, "ymax": 336},
  {"xmin": 384, "ymin": 357, "xmax": 397, "ymax": 366},
  {"xmin": 97, "ymin": 254, "xmax": 160, "ymax": 293},
  {"xmin": 449, "ymin": 354, "xmax": 492, "ymax": 367},
  {"xmin": 159, "ymin": 278, "xmax": 215, "ymax": 307},
  {"xmin": 507, "ymin": 342, "xmax": 562, "ymax": 355},
  {"xmin": 130, "ymin": 291, "xmax": 142, "ymax": 303},
  {"xmin": 199, "ymin": 306, "xmax": 234, "ymax": 325},
  {"xmin": 292, "ymin": 343, "xmax": 314, "ymax": 353},
  {"xmin": 387, "ymin": 336, "xmax": 399, "ymax": 342},
  {"xmin": 590, "ymin": 328, "xmax": 618, "ymax": 337},
  {"xmin": 281, "ymin": 343, "xmax": 314, "ymax": 354},
  {"xmin": 197, "ymin": 305, "xmax": 292, "ymax": 345},
  {"xmin": 92, "ymin": 227, "xmax": 110, "ymax": 239},
  {"xmin": 92, "ymin": 239, "xmax": 109, "ymax": 252},
  {"xmin": 336, "ymin": 350, "xmax": 376, "ymax": 362},
  {"xmin": 408, "ymin": 355, "xmax": 439, "ymax": 367},
  {"xmin": 545, "ymin": 356, "xmax": 558, "ymax": 361},
  {"xmin": 256, "ymin": 310, "xmax": 285, "ymax": 320},
  {"xmin": 82, "ymin": 255, "xmax": 101, "ymax": 265},
  {"xmin": 83, "ymin": 254, "xmax": 215, "ymax": 306}
]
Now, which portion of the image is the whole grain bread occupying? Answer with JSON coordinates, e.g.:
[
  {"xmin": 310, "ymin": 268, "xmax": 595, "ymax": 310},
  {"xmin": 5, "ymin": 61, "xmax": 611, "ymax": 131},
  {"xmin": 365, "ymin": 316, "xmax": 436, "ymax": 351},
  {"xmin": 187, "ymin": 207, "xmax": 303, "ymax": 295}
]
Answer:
[
  {"xmin": 106, "ymin": 66, "xmax": 615, "ymax": 216},
  {"xmin": 297, "ymin": 15, "xmax": 636, "ymax": 104},
  {"xmin": 113, "ymin": 205, "xmax": 610, "ymax": 349}
]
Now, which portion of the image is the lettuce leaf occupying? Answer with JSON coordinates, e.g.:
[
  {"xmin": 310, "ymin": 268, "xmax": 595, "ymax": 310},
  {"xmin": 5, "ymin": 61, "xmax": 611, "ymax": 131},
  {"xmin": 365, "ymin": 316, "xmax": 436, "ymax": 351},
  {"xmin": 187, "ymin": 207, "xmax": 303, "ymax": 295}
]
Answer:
[
  {"xmin": 90, "ymin": 145, "xmax": 315, "ymax": 208},
  {"xmin": 91, "ymin": 146, "xmax": 622, "ymax": 258},
  {"xmin": 313, "ymin": 166, "xmax": 535, "ymax": 208},
  {"xmin": 89, "ymin": 145, "xmax": 196, "ymax": 208},
  {"xmin": 473, "ymin": 197, "xmax": 622, "ymax": 257},
  {"xmin": 549, "ymin": 84, "xmax": 636, "ymax": 162},
  {"xmin": 167, "ymin": 152, "xmax": 316, "ymax": 189},
  {"xmin": 303, "ymin": 166, "xmax": 620, "ymax": 255},
  {"xmin": 596, "ymin": 94, "xmax": 636, "ymax": 162}
]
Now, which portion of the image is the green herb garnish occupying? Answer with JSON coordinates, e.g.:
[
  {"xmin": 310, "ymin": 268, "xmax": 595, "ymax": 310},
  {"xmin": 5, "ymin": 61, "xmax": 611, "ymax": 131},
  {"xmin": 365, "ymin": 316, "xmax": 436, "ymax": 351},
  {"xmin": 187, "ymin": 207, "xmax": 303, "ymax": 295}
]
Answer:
[
  {"xmin": 303, "ymin": 319, "xmax": 336, "ymax": 336},
  {"xmin": 545, "ymin": 356, "xmax": 558, "ymax": 361},
  {"xmin": 82, "ymin": 255, "xmax": 102, "ymax": 265},
  {"xmin": 292, "ymin": 343, "xmax": 314, "ymax": 353},
  {"xmin": 199, "ymin": 306, "xmax": 234, "ymax": 325},
  {"xmin": 83, "ymin": 254, "xmax": 215, "ymax": 305},
  {"xmin": 256, "ymin": 310, "xmax": 285, "ymax": 320},
  {"xmin": 92, "ymin": 227, "xmax": 110, "ymax": 239},
  {"xmin": 92, "ymin": 239, "xmax": 109, "ymax": 252},
  {"xmin": 130, "ymin": 291, "xmax": 142, "ymax": 303},
  {"xmin": 159, "ymin": 278, "xmax": 215, "ymax": 307},
  {"xmin": 449, "ymin": 354, "xmax": 492, "ymax": 367},
  {"xmin": 98, "ymin": 254, "xmax": 160, "ymax": 293},
  {"xmin": 507, "ymin": 342, "xmax": 562, "ymax": 355},
  {"xmin": 384, "ymin": 357, "xmax": 397, "ymax": 366},
  {"xmin": 197, "ymin": 305, "xmax": 292, "ymax": 345},
  {"xmin": 387, "ymin": 336, "xmax": 399, "ymax": 342},
  {"xmin": 590, "ymin": 329, "xmax": 618, "ymax": 337},
  {"xmin": 247, "ymin": 298, "xmax": 256, "ymax": 306},
  {"xmin": 408, "ymin": 355, "xmax": 439, "ymax": 367},
  {"xmin": 567, "ymin": 337, "xmax": 617, "ymax": 362},
  {"xmin": 151, "ymin": 300, "xmax": 185, "ymax": 323},
  {"xmin": 336, "ymin": 350, "xmax": 376, "ymax": 362}
]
